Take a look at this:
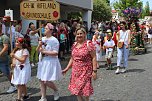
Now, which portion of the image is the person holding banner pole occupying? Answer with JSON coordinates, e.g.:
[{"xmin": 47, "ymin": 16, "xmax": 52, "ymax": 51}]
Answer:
[{"xmin": 0, "ymin": 22, "xmax": 17, "ymax": 93}]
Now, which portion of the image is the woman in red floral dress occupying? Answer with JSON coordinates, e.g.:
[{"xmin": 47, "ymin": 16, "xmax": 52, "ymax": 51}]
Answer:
[{"xmin": 62, "ymin": 27, "xmax": 97, "ymax": 101}]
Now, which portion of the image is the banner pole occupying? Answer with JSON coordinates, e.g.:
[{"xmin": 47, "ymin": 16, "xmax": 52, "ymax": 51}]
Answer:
[
  {"xmin": 39, "ymin": 21, "xmax": 42, "ymax": 38},
  {"xmin": 10, "ymin": 22, "xmax": 13, "ymax": 51}
]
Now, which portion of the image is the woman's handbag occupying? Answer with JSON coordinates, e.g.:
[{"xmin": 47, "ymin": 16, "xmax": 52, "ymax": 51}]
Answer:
[
  {"xmin": 118, "ymin": 42, "xmax": 124, "ymax": 48},
  {"xmin": 118, "ymin": 31, "xmax": 127, "ymax": 48}
]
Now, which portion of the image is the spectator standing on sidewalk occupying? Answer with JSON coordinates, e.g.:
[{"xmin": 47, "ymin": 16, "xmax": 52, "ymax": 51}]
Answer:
[
  {"xmin": 59, "ymin": 29, "xmax": 66, "ymax": 60},
  {"xmin": 37, "ymin": 23, "xmax": 62, "ymax": 101},
  {"xmin": 10, "ymin": 37, "xmax": 31, "ymax": 101},
  {"xmin": 115, "ymin": 21, "xmax": 131, "ymax": 74},
  {"xmin": 62, "ymin": 27, "xmax": 97, "ymax": 101},
  {"xmin": 0, "ymin": 22, "xmax": 17, "ymax": 93}
]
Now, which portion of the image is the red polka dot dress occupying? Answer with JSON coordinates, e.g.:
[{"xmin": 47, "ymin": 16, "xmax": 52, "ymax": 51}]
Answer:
[{"xmin": 68, "ymin": 40, "xmax": 95, "ymax": 96}]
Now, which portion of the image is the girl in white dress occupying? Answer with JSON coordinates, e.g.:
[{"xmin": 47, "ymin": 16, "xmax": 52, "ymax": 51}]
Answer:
[
  {"xmin": 37, "ymin": 23, "xmax": 62, "ymax": 101},
  {"xmin": 92, "ymin": 31, "xmax": 102, "ymax": 68},
  {"xmin": 10, "ymin": 37, "xmax": 31, "ymax": 101}
]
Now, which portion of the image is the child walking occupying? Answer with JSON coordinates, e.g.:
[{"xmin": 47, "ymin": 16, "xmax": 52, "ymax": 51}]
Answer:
[
  {"xmin": 103, "ymin": 33, "xmax": 115, "ymax": 70},
  {"xmin": 10, "ymin": 37, "xmax": 31, "ymax": 101}
]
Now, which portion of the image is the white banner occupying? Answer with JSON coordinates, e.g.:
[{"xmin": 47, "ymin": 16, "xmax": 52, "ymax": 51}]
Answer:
[{"xmin": 5, "ymin": 9, "xmax": 13, "ymax": 21}]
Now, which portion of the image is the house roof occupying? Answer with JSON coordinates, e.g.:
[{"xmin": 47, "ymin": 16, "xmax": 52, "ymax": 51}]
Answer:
[{"xmin": 112, "ymin": 10, "xmax": 117, "ymax": 13}]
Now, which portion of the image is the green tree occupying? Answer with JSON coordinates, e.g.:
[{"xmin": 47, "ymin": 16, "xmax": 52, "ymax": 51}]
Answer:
[
  {"xmin": 141, "ymin": 1, "xmax": 150, "ymax": 18},
  {"xmin": 67, "ymin": 12, "xmax": 82, "ymax": 20},
  {"xmin": 144, "ymin": 1, "xmax": 150, "ymax": 16},
  {"xmin": 105, "ymin": 0, "xmax": 110, "ymax": 5},
  {"xmin": 92, "ymin": 0, "xmax": 112, "ymax": 21},
  {"xmin": 113, "ymin": 0, "xmax": 142, "ymax": 16}
]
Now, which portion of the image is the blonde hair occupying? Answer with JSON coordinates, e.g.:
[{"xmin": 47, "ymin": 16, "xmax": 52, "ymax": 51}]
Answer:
[{"xmin": 75, "ymin": 27, "xmax": 87, "ymax": 41}]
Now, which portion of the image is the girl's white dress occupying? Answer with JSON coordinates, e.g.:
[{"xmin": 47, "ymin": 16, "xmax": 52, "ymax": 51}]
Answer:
[
  {"xmin": 11, "ymin": 49, "xmax": 31, "ymax": 85},
  {"xmin": 37, "ymin": 36, "xmax": 63, "ymax": 81},
  {"xmin": 92, "ymin": 38, "xmax": 102, "ymax": 61}
]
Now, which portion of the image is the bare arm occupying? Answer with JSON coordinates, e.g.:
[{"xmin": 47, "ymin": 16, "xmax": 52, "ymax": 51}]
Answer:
[
  {"xmin": 30, "ymin": 28, "xmax": 40, "ymax": 35},
  {"xmin": 90, "ymin": 49, "xmax": 97, "ymax": 80},
  {"xmin": 90, "ymin": 50, "xmax": 97, "ymax": 71},
  {"xmin": 12, "ymin": 54, "xmax": 28, "ymax": 64},
  {"xmin": 62, "ymin": 57, "xmax": 73, "ymax": 74},
  {"xmin": 42, "ymin": 50, "xmax": 58, "ymax": 56},
  {"xmin": 0, "ymin": 44, "xmax": 8, "ymax": 56},
  {"xmin": 128, "ymin": 30, "xmax": 131, "ymax": 45}
]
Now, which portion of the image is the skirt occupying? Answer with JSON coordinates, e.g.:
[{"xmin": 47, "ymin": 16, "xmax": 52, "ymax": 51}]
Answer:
[
  {"xmin": 37, "ymin": 57, "xmax": 63, "ymax": 81},
  {"xmin": 11, "ymin": 64, "xmax": 31, "ymax": 85},
  {"xmin": 96, "ymin": 45, "xmax": 102, "ymax": 61}
]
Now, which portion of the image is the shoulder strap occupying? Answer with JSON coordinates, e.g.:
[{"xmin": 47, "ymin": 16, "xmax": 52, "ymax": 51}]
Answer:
[{"xmin": 123, "ymin": 30, "xmax": 128, "ymax": 41}]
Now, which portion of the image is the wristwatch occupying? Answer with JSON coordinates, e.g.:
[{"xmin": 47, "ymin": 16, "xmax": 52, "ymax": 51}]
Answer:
[{"xmin": 93, "ymin": 70, "xmax": 97, "ymax": 73}]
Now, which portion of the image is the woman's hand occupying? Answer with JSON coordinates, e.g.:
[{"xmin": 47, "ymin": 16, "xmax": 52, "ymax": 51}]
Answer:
[
  {"xmin": 11, "ymin": 64, "xmax": 15, "ymax": 69},
  {"xmin": 126, "ymin": 45, "xmax": 129, "ymax": 49},
  {"xmin": 38, "ymin": 41, "xmax": 43, "ymax": 46},
  {"xmin": 39, "ymin": 48, "xmax": 44, "ymax": 53},
  {"xmin": 62, "ymin": 68, "xmax": 68, "ymax": 75},
  {"xmin": 92, "ymin": 72, "xmax": 97, "ymax": 80},
  {"xmin": 10, "ymin": 52, "xmax": 15, "ymax": 58}
]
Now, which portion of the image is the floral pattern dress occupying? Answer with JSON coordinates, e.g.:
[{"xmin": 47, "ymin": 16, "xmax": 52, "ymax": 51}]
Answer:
[{"xmin": 68, "ymin": 40, "xmax": 95, "ymax": 96}]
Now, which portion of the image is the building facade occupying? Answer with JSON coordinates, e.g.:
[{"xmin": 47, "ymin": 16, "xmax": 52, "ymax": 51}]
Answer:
[{"xmin": 0, "ymin": 0, "xmax": 93, "ymax": 34}]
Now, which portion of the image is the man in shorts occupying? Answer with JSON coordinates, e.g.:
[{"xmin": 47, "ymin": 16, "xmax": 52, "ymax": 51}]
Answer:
[{"xmin": 0, "ymin": 22, "xmax": 17, "ymax": 93}]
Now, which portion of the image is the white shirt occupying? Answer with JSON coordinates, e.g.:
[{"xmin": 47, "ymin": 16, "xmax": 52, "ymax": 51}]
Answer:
[
  {"xmin": 104, "ymin": 39, "xmax": 115, "ymax": 52},
  {"xmin": 29, "ymin": 31, "xmax": 39, "ymax": 46},
  {"xmin": 119, "ymin": 30, "xmax": 129, "ymax": 45}
]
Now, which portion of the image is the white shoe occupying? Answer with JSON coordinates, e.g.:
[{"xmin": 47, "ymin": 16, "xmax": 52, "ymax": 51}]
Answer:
[
  {"xmin": 115, "ymin": 67, "xmax": 120, "ymax": 74},
  {"xmin": 54, "ymin": 91, "xmax": 60, "ymax": 100},
  {"xmin": 6, "ymin": 86, "xmax": 17, "ymax": 93},
  {"xmin": 39, "ymin": 97, "xmax": 47, "ymax": 101},
  {"xmin": 31, "ymin": 63, "xmax": 35, "ymax": 67},
  {"xmin": 121, "ymin": 68, "xmax": 126, "ymax": 73}
]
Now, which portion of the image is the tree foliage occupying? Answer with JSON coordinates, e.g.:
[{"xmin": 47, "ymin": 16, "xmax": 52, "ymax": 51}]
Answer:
[
  {"xmin": 67, "ymin": 12, "xmax": 82, "ymax": 20},
  {"xmin": 143, "ymin": 1, "xmax": 150, "ymax": 17},
  {"xmin": 137, "ymin": 1, "xmax": 150, "ymax": 18},
  {"xmin": 113, "ymin": 0, "xmax": 142, "ymax": 16},
  {"xmin": 92, "ymin": 0, "xmax": 112, "ymax": 21}
]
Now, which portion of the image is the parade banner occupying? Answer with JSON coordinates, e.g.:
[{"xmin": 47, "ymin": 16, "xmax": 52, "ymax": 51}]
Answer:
[
  {"xmin": 5, "ymin": 9, "xmax": 13, "ymax": 21},
  {"xmin": 20, "ymin": 1, "xmax": 60, "ymax": 21}
]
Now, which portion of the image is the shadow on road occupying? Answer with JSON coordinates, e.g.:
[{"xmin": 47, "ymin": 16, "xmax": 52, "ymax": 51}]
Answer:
[
  {"xmin": 28, "ymin": 87, "xmax": 40, "ymax": 95},
  {"xmin": 26, "ymin": 95, "xmax": 77, "ymax": 101},
  {"xmin": 128, "ymin": 58, "xmax": 138, "ymax": 61},
  {"xmin": 126, "ymin": 69, "xmax": 145, "ymax": 73},
  {"xmin": 145, "ymin": 51, "xmax": 152, "ymax": 54}
]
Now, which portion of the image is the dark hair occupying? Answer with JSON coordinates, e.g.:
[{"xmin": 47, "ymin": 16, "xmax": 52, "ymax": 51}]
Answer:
[
  {"xmin": 120, "ymin": 21, "xmax": 128, "ymax": 29},
  {"xmin": 14, "ymin": 37, "xmax": 29, "ymax": 53},
  {"xmin": 28, "ymin": 22, "xmax": 34, "ymax": 28}
]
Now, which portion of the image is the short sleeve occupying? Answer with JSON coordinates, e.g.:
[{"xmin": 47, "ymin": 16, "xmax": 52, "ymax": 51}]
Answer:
[
  {"xmin": 112, "ymin": 40, "xmax": 115, "ymax": 46},
  {"xmin": 2, "ymin": 35, "xmax": 9, "ymax": 44},
  {"xmin": 22, "ymin": 49, "xmax": 29, "ymax": 56},
  {"xmin": 52, "ymin": 38, "xmax": 59, "ymax": 52},
  {"xmin": 88, "ymin": 41, "xmax": 95, "ymax": 52}
]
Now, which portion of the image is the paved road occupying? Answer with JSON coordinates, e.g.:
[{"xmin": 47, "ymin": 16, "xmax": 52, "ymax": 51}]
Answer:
[{"xmin": 0, "ymin": 44, "xmax": 152, "ymax": 101}]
